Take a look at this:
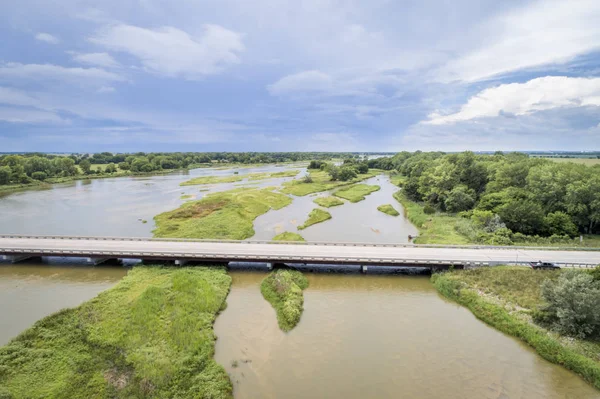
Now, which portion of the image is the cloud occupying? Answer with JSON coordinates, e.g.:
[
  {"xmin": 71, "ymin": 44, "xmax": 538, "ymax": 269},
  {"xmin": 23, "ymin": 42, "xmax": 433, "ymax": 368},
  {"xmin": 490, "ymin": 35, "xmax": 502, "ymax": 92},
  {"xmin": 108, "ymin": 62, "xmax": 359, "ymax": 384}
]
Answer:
[
  {"xmin": 97, "ymin": 86, "xmax": 116, "ymax": 93},
  {"xmin": 89, "ymin": 24, "xmax": 244, "ymax": 79},
  {"xmin": 0, "ymin": 87, "xmax": 43, "ymax": 108},
  {"xmin": 0, "ymin": 106, "xmax": 66, "ymax": 124},
  {"xmin": 439, "ymin": 0, "xmax": 600, "ymax": 82},
  {"xmin": 72, "ymin": 52, "xmax": 120, "ymax": 68},
  {"xmin": 268, "ymin": 71, "xmax": 333, "ymax": 96},
  {"xmin": 0, "ymin": 63, "xmax": 124, "ymax": 85},
  {"xmin": 35, "ymin": 32, "xmax": 59, "ymax": 44},
  {"xmin": 425, "ymin": 76, "xmax": 600, "ymax": 125}
]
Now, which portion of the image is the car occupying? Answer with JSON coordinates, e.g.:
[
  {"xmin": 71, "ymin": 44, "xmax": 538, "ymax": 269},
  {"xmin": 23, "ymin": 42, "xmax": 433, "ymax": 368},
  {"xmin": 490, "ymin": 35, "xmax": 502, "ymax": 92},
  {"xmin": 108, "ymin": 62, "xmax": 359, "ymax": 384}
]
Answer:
[{"xmin": 529, "ymin": 261, "xmax": 561, "ymax": 270}]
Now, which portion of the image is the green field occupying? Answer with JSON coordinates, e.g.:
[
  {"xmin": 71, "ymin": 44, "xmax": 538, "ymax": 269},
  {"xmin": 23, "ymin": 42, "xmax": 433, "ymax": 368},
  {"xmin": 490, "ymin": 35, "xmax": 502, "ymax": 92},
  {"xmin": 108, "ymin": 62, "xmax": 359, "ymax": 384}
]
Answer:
[
  {"xmin": 298, "ymin": 208, "xmax": 332, "ymax": 230},
  {"xmin": 313, "ymin": 196, "xmax": 344, "ymax": 208},
  {"xmin": 334, "ymin": 184, "xmax": 380, "ymax": 203},
  {"xmin": 261, "ymin": 269, "xmax": 309, "ymax": 332},
  {"xmin": 0, "ymin": 267, "xmax": 233, "ymax": 398},
  {"xmin": 154, "ymin": 188, "xmax": 292, "ymax": 239},
  {"xmin": 181, "ymin": 170, "xmax": 300, "ymax": 186},
  {"xmin": 272, "ymin": 232, "xmax": 305, "ymax": 241},
  {"xmin": 281, "ymin": 170, "xmax": 376, "ymax": 196},
  {"xmin": 433, "ymin": 267, "xmax": 600, "ymax": 390},
  {"xmin": 544, "ymin": 158, "xmax": 600, "ymax": 166},
  {"xmin": 377, "ymin": 204, "xmax": 399, "ymax": 216}
]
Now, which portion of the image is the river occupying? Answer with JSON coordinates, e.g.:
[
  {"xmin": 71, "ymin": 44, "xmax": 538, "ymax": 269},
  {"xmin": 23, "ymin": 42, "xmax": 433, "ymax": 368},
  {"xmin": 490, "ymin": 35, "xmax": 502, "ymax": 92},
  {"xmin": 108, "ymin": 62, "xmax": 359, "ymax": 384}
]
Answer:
[{"xmin": 0, "ymin": 166, "xmax": 598, "ymax": 397}]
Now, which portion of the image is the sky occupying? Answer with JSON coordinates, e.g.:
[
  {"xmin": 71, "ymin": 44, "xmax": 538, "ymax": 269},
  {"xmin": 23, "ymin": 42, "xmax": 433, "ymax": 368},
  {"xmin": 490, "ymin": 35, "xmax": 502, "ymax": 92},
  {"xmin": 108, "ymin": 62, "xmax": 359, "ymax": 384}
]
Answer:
[{"xmin": 1, "ymin": 0, "xmax": 600, "ymax": 152}]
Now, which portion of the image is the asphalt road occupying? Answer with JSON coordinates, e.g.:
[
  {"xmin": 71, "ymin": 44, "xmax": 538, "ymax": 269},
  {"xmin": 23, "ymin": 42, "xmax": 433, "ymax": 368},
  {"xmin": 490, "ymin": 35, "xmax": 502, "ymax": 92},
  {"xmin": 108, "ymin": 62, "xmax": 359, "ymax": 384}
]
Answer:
[{"xmin": 1, "ymin": 236, "xmax": 599, "ymax": 266}]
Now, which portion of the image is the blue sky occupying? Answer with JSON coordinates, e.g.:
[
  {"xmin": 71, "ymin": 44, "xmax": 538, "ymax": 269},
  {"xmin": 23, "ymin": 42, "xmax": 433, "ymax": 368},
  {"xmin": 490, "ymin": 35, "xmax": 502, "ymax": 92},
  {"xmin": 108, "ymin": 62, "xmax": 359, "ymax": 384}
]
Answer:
[{"xmin": 1, "ymin": 0, "xmax": 599, "ymax": 152}]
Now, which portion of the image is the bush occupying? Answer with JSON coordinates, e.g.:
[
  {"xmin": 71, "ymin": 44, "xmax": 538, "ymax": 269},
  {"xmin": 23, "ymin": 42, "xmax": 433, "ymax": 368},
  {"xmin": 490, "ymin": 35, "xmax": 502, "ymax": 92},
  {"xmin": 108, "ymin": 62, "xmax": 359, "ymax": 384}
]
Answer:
[
  {"xmin": 338, "ymin": 167, "xmax": 357, "ymax": 181},
  {"xmin": 303, "ymin": 174, "xmax": 313, "ymax": 183},
  {"xmin": 31, "ymin": 171, "xmax": 47, "ymax": 181},
  {"xmin": 423, "ymin": 205, "xmax": 435, "ymax": 215},
  {"xmin": 539, "ymin": 270, "xmax": 600, "ymax": 339},
  {"xmin": 589, "ymin": 266, "xmax": 600, "ymax": 282}
]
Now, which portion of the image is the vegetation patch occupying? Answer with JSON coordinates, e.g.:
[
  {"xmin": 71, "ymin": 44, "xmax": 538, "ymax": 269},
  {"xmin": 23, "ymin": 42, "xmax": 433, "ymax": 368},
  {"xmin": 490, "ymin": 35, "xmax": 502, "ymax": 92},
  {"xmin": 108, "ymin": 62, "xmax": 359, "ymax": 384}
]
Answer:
[
  {"xmin": 281, "ymin": 170, "xmax": 375, "ymax": 196},
  {"xmin": 181, "ymin": 170, "xmax": 300, "ymax": 186},
  {"xmin": 0, "ymin": 267, "xmax": 233, "ymax": 398},
  {"xmin": 180, "ymin": 194, "xmax": 193, "ymax": 200},
  {"xmin": 298, "ymin": 208, "xmax": 332, "ymax": 230},
  {"xmin": 377, "ymin": 204, "xmax": 400, "ymax": 216},
  {"xmin": 260, "ymin": 269, "xmax": 309, "ymax": 332},
  {"xmin": 247, "ymin": 170, "xmax": 300, "ymax": 180},
  {"xmin": 313, "ymin": 196, "xmax": 344, "ymax": 208},
  {"xmin": 154, "ymin": 188, "xmax": 292, "ymax": 239},
  {"xmin": 272, "ymin": 232, "xmax": 305, "ymax": 242},
  {"xmin": 432, "ymin": 267, "xmax": 600, "ymax": 390},
  {"xmin": 334, "ymin": 184, "xmax": 380, "ymax": 203}
]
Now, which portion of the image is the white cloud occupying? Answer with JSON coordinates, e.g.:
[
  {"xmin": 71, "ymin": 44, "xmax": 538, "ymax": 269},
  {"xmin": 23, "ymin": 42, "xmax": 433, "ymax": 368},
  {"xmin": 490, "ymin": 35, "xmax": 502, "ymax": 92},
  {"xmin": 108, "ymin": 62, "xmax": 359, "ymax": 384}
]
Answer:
[
  {"xmin": 72, "ymin": 52, "xmax": 120, "ymax": 68},
  {"xmin": 0, "ymin": 106, "xmax": 66, "ymax": 124},
  {"xmin": 97, "ymin": 86, "xmax": 116, "ymax": 93},
  {"xmin": 0, "ymin": 87, "xmax": 43, "ymax": 108},
  {"xmin": 268, "ymin": 71, "xmax": 333, "ymax": 96},
  {"xmin": 35, "ymin": 32, "xmax": 59, "ymax": 44},
  {"xmin": 440, "ymin": 0, "xmax": 600, "ymax": 82},
  {"xmin": 90, "ymin": 24, "xmax": 244, "ymax": 79},
  {"xmin": 0, "ymin": 63, "xmax": 124, "ymax": 85},
  {"xmin": 425, "ymin": 76, "xmax": 600, "ymax": 125}
]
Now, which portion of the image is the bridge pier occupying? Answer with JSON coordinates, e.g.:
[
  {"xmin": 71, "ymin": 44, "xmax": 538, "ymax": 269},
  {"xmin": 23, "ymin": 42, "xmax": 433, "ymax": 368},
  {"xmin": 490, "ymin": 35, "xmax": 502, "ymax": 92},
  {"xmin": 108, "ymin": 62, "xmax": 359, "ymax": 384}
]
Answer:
[
  {"xmin": 175, "ymin": 259, "xmax": 188, "ymax": 266},
  {"xmin": 361, "ymin": 265, "xmax": 368, "ymax": 274},
  {"xmin": 1, "ymin": 254, "xmax": 39, "ymax": 264},
  {"xmin": 86, "ymin": 257, "xmax": 112, "ymax": 266}
]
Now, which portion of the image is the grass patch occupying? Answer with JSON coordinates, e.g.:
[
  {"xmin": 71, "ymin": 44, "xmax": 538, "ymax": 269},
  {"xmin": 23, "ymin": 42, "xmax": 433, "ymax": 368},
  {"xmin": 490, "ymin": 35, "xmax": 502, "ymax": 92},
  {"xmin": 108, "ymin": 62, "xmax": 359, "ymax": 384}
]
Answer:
[
  {"xmin": 298, "ymin": 208, "xmax": 332, "ymax": 230},
  {"xmin": 181, "ymin": 170, "xmax": 300, "ymax": 186},
  {"xmin": 377, "ymin": 204, "xmax": 400, "ymax": 216},
  {"xmin": 272, "ymin": 232, "xmax": 305, "ymax": 242},
  {"xmin": 334, "ymin": 184, "xmax": 380, "ymax": 203},
  {"xmin": 154, "ymin": 188, "xmax": 292, "ymax": 239},
  {"xmin": 389, "ymin": 174, "xmax": 407, "ymax": 187},
  {"xmin": 260, "ymin": 269, "xmax": 309, "ymax": 332},
  {"xmin": 432, "ymin": 268, "xmax": 600, "ymax": 390},
  {"xmin": 544, "ymin": 158, "xmax": 600, "ymax": 166},
  {"xmin": 313, "ymin": 196, "xmax": 344, "ymax": 208},
  {"xmin": 0, "ymin": 267, "xmax": 233, "ymax": 398},
  {"xmin": 180, "ymin": 194, "xmax": 193, "ymax": 200},
  {"xmin": 393, "ymin": 191, "xmax": 471, "ymax": 244},
  {"xmin": 281, "ymin": 170, "xmax": 376, "ymax": 196},
  {"xmin": 247, "ymin": 170, "xmax": 300, "ymax": 180}
]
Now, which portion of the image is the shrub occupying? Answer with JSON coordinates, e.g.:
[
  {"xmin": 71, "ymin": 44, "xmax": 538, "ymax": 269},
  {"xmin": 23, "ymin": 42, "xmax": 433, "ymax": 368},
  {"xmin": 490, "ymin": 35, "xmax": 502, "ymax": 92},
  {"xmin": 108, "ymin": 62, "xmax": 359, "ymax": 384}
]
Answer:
[
  {"xmin": 589, "ymin": 266, "xmax": 600, "ymax": 282},
  {"xmin": 539, "ymin": 270, "xmax": 600, "ymax": 339},
  {"xmin": 423, "ymin": 205, "xmax": 435, "ymax": 215},
  {"xmin": 31, "ymin": 171, "xmax": 47, "ymax": 181},
  {"xmin": 303, "ymin": 174, "xmax": 313, "ymax": 183}
]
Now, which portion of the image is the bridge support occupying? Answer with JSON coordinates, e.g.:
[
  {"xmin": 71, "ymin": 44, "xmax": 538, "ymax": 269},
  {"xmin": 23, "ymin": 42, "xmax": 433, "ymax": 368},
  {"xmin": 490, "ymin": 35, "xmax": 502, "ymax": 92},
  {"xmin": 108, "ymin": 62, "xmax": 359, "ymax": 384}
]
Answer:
[
  {"xmin": 86, "ymin": 257, "xmax": 112, "ymax": 266},
  {"xmin": 361, "ymin": 265, "xmax": 368, "ymax": 274},
  {"xmin": 175, "ymin": 259, "xmax": 188, "ymax": 266},
  {"xmin": 1, "ymin": 254, "xmax": 39, "ymax": 264}
]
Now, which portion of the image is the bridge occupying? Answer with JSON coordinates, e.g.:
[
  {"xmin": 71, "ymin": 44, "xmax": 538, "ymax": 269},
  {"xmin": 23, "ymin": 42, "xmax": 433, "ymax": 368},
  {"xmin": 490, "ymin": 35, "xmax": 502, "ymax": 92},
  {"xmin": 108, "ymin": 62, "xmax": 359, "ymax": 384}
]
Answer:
[{"xmin": 0, "ymin": 235, "xmax": 599, "ymax": 270}]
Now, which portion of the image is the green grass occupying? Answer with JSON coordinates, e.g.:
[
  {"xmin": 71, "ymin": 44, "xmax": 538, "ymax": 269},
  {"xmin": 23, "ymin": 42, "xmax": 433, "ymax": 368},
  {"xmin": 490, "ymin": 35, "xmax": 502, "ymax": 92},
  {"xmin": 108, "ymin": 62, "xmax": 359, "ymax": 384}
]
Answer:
[
  {"xmin": 272, "ymin": 232, "xmax": 305, "ymax": 242},
  {"xmin": 298, "ymin": 208, "xmax": 332, "ymax": 230},
  {"xmin": 260, "ymin": 269, "xmax": 309, "ymax": 332},
  {"xmin": 432, "ymin": 268, "xmax": 600, "ymax": 390},
  {"xmin": 180, "ymin": 194, "xmax": 193, "ymax": 200},
  {"xmin": 153, "ymin": 187, "xmax": 292, "ymax": 239},
  {"xmin": 313, "ymin": 196, "xmax": 344, "ymax": 208},
  {"xmin": 281, "ymin": 170, "xmax": 376, "ymax": 196},
  {"xmin": 334, "ymin": 184, "xmax": 380, "ymax": 203},
  {"xmin": 393, "ymin": 191, "xmax": 471, "ymax": 244},
  {"xmin": 545, "ymin": 158, "xmax": 600, "ymax": 166},
  {"xmin": 377, "ymin": 204, "xmax": 399, "ymax": 216},
  {"xmin": 0, "ymin": 267, "xmax": 233, "ymax": 398},
  {"xmin": 389, "ymin": 174, "xmax": 406, "ymax": 187},
  {"xmin": 181, "ymin": 170, "xmax": 300, "ymax": 186}
]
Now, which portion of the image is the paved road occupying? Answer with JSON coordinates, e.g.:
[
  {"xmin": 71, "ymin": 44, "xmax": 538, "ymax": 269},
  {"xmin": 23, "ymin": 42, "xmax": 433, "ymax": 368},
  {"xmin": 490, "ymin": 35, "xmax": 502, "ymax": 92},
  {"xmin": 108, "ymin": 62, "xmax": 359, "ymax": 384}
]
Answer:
[{"xmin": 0, "ymin": 236, "xmax": 599, "ymax": 267}]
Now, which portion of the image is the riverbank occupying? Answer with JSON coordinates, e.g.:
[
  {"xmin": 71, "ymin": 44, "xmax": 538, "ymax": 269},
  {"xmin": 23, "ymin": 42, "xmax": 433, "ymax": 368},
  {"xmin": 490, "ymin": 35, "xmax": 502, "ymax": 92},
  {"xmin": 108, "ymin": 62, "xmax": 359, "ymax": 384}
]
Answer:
[
  {"xmin": 0, "ymin": 266, "xmax": 232, "ymax": 398},
  {"xmin": 432, "ymin": 267, "xmax": 600, "ymax": 390},
  {"xmin": 260, "ymin": 269, "xmax": 309, "ymax": 331}
]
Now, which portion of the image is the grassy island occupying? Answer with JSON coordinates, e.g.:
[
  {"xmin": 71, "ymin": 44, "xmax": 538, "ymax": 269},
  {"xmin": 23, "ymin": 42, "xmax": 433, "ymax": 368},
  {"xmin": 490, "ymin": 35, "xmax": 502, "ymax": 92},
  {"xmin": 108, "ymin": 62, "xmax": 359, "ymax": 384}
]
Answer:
[
  {"xmin": 260, "ymin": 269, "xmax": 309, "ymax": 332},
  {"xmin": 377, "ymin": 204, "xmax": 399, "ymax": 216},
  {"xmin": 0, "ymin": 267, "xmax": 233, "ymax": 399},
  {"xmin": 298, "ymin": 208, "xmax": 332, "ymax": 230},
  {"xmin": 273, "ymin": 232, "xmax": 305, "ymax": 242},
  {"xmin": 432, "ymin": 267, "xmax": 600, "ymax": 390},
  {"xmin": 153, "ymin": 188, "xmax": 292, "ymax": 240},
  {"xmin": 313, "ymin": 196, "xmax": 344, "ymax": 208},
  {"xmin": 281, "ymin": 170, "xmax": 375, "ymax": 196},
  {"xmin": 334, "ymin": 184, "xmax": 380, "ymax": 203},
  {"xmin": 180, "ymin": 170, "xmax": 300, "ymax": 186}
]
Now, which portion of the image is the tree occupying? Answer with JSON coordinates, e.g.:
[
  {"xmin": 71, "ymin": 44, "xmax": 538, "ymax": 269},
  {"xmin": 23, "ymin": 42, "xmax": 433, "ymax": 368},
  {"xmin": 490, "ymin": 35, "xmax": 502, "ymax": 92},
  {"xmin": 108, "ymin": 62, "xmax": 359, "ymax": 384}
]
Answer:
[
  {"xmin": 497, "ymin": 200, "xmax": 545, "ymax": 235},
  {"xmin": 31, "ymin": 171, "xmax": 47, "ymax": 181},
  {"xmin": 79, "ymin": 159, "xmax": 92, "ymax": 175},
  {"xmin": 544, "ymin": 211, "xmax": 578, "ymax": 237},
  {"xmin": 444, "ymin": 185, "xmax": 475, "ymax": 213},
  {"xmin": 105, "ymin": 163, "xmax": 117, "ymax": 173},
  {"xmin": 338, "ymin": 167, "xmax": 357, "ymax": 181},
  {"xmin": 539, "ymin": 270, "xmax": 600, "ymax": 339},
  {"xmin": 356, "ymin": 162, "xmax": 369, "ymax": 174},
  {"xmin": 0, "ymin": 166, "xmax": 11, "ymax": 184}
]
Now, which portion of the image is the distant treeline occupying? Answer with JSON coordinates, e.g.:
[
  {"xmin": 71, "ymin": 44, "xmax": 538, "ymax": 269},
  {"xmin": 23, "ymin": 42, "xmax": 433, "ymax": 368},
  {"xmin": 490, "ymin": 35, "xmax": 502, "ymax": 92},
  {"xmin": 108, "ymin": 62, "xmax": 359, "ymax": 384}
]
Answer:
[
  {"xmin": 0, "ymin": 152, "xmax": 360, "ymax": 185},
  {"xmin": 385, "ymin": 151, "xmax": 600, "ymax": 238}
]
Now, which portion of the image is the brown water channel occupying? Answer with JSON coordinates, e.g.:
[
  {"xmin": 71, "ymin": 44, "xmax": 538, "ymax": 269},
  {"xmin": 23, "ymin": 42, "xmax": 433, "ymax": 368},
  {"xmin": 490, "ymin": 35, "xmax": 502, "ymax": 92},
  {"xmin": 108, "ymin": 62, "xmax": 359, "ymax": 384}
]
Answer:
[{"xmin": 214, "ymin": 272, "xmax": 599, "ymax": 399}]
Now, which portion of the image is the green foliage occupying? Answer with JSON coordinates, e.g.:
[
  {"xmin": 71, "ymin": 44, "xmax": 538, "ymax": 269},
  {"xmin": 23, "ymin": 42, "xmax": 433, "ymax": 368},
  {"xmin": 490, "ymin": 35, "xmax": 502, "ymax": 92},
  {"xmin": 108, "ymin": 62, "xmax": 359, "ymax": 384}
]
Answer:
[
  {"xmin": 432, "ymin": 269, "xmax": 600, "ymax": 389},
  {"xmin": 444, "ymin": 185, "xmax": 476, "ymax": 213},
  {"xmin": 423, "ymin": 205, "xmax": 435, "ymax": 214},
  {"xmin": 589, "ymin": 266, "xmax": 600, "ymax": 282},
  {"xmin": 538, "ymin": 271, "xmax": 600, "ymax": 339},
  {"xmin": 308, "ymin": 160, "xmax": 326, "ymax": 169},
  {"xmin": 377, "ymin": 204, "xmax": 400, "ymax": 216},
  {"xmin": 181, "ymin": 171, "xmax": 300, "ymax": 186},
  {"xmin": 79, "ymin": 159, "xmax": 92, "ymax": 174},
  {"xmin": 272, "ymin": 232, "xmax": 305, "ymax": 242},
  {"xmin": 154, "ymin": 188, "xmax": 292, "ymax": 239},
  {"xmin": 281, "ymin": 170, "xmax": 375, "ymax": 196},
  {"xmin": 0, "ymin": 267, "xmax": 233, "ymax": 398},
  {"xmin": 260, "ymin": 269, "xmax": 309, "ymax": 331},
  {"xmin": 544, "ymin": 211, "xmax": 578, "ymax": 237},
  {"xmin": 334, "ymin": 184, "xmax": 380, "ymax": 202},
  {"xmin": 298, "ymin": 208, "xmax": 332, "ymax": 230},
  {"xmin": 303, "ymin": 174, "xmax": 313, "ymax": 183},
  {"xmin": 313, "ymin": 196, "xmax": 344, "ymax": 208}
]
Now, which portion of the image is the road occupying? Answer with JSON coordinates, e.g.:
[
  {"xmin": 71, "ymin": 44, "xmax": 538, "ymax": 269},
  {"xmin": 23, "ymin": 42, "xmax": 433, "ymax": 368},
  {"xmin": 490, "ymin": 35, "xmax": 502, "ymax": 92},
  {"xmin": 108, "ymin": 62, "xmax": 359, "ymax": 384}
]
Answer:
[{"xmin": 0, "ymin": 236, "xmax": 599, "ymax": 267}]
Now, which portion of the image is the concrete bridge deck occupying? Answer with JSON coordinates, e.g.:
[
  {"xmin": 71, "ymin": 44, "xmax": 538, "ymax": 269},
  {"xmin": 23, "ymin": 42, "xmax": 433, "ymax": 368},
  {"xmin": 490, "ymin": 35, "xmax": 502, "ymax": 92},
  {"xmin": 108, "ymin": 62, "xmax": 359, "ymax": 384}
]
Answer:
[{"xmin": 0, "ymin": 235, "xmax": 599, "ymax": 268}]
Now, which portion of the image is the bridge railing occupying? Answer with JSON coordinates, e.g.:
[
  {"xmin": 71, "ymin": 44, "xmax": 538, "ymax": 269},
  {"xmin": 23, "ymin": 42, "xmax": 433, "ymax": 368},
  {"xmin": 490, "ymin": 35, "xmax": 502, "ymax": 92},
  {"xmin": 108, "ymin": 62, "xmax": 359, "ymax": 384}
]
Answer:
[{"xmin": 1, "ymin": 234, "xmax": 599, "ymax": 252}]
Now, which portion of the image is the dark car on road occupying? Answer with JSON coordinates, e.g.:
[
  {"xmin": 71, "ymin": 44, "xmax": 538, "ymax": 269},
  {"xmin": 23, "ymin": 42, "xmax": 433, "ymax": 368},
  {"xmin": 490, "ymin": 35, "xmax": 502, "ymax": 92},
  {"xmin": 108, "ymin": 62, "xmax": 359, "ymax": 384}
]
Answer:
[{"xmin": 529, "ymin": 261, "xmax": 561, "ymax": 270}]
